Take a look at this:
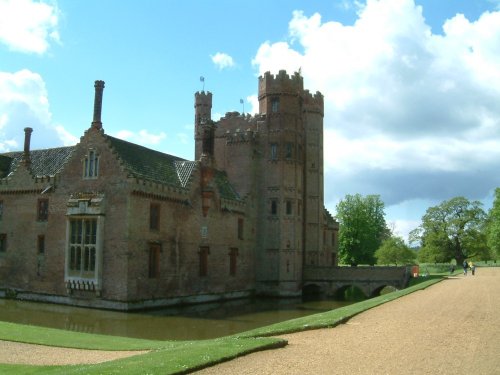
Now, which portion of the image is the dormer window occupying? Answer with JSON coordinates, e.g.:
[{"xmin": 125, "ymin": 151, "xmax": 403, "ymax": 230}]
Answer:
[{"xmin": 84, "ymin": 150, "xmax": 99, "ymax": 178}]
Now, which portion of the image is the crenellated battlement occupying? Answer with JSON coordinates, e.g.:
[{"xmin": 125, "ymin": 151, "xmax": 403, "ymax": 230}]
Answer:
[
  {"xmin": 258, "ymin": 70, "xmax": 304, "ymax": 99},
  {"xmin": 303, "ymin": 90, "xmax": 324, "ymax": 115},
  {"xmin": 195, "ymin": 91, "xmax": 213, "ymax": 105}
]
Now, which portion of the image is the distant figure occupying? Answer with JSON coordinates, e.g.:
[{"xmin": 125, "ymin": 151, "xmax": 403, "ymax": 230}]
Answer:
[
  {"xmin": 463, "ymin": 260, "xmax": 468, "ymax": 275},
  {"xmin": 470, "ymin": 261, "xmax": 476, "ymax": 276},
  {"xmin": 449, "ymin": 265, "xmax": 455, "ymax": 274}
]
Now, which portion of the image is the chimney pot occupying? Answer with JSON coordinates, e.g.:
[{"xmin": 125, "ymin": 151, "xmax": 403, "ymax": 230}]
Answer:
[{"xmin": 23, "ymin": 127, "xmax": 33, "ymax": 165}]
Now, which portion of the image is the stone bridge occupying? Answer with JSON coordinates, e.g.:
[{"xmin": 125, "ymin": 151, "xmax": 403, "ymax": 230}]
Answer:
[{"xmin": 303, "ymin": 265, "xmax": 412, "ymax": 298}]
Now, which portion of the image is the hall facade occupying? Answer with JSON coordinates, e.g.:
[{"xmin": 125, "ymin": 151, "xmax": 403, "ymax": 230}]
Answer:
[{"xmin": 0, "ymin": 71, "xmax": 338, "ymax": 310}]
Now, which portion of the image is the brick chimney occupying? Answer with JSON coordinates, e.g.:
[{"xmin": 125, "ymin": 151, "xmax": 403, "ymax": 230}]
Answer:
[
  {"xmin": 23, "ymin": 127, "xmax": 33, "ymax": 165},
  {"xmin": 91, "ymin": 80, "xmax": 105, "ymax": 130}
]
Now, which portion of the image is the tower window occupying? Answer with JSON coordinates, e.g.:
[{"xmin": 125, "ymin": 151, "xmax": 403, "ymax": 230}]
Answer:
[
  {"xmin": 148, "ymin": 243, "xmax": 161, "ymax": 278},
  {"xmin": 38, "ymin": 235, "xmax": 45, "ymax": 254},
  {"xmin": 37, "ymin": 199, "xmax": 49, "ymax": 221},
  {"xmin": 150, "ymin": 203, "xmax": 160, "ymax": 231},
  {"xmin": 199, "ymin": 246, "xmax": 209, "ymax": 277},
  {"xmin": 271, "ymin": 98, "xmax": 280, "ymax": 113},
  {"xmin": 84, "ymin": 150, "xmax": 99, "ymax": 178},
  {"xmin": 0, "ymin": 233, "xmax": 6, "ymax": 252},
  {"xmin": 229, "ymin": 248, "xmax": 238, "ymax": 276},
  {"xmin": 270, "ymin": 199, "xmax": 278, "ymax": 215},
  {"xmin": 285, "ymin": 143, "xmax": 293, "ymax": 159},
  {"xmin": 270, "ymin": 143, "xmax": 278, "ymax": 160},
  {"xmin": 238, "ymin": 218, "xmax": 244, "ymax": 240}
]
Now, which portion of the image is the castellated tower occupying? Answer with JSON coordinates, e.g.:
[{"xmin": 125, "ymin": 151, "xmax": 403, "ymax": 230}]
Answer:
[{"xmin": 193, "ymin": 70, "xmax": 335, "ymax": 297}]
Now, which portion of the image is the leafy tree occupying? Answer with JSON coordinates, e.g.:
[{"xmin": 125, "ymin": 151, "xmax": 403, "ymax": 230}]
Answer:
[
  {"xmin": 375, "ymin": 236, "xmax": 416, "ymax": 265},
  {"xmin": 411, "ymin": 197, "xmax": 489, "ymax": 264},
  {"xmin": 486, "ymin": 188, "xmax": 500, "ymax": 258},
  {"xmin": 336, "ymin": 194, "xmax": 390, "ymax": 265}
]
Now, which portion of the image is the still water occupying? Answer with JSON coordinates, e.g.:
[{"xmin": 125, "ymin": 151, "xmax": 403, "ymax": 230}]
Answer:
[{"xmin": 0, "ymin": 297, "xmax": 353, "ymax": 341}]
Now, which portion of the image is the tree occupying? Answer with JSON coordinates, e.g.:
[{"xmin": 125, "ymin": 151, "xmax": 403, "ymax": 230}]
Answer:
[
  {"xmin": 336, "ymin": 194, "xmax": 390, "ymax": 265},
  {"xmin": 375, "ymin": 236, "xmax": 416, "ymax": 265},
  {"xmin": 411, "ymin": 197, "xmax": 489, "ymax": 264},
  {"xmin": 486, "ymin": 188, "xmax": 500, "ymax": 259}
]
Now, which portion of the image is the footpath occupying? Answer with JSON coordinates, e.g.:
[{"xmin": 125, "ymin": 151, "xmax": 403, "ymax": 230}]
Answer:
[{"xmin": 196, "ymin": 267, "xmax": 500, "ymax": 375}]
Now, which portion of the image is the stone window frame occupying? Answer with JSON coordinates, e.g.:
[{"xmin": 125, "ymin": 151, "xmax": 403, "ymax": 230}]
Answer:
[
  {"xmin": 37, "ymin": 198, "xmax": 49, "ymax": 221},
  {"xmin": 83, "ymin": 149, "xmax": 99, "ymax": 179},
  {"xmin": 67, "ymin": 218, "xmax": 98, "ymax": 276}
]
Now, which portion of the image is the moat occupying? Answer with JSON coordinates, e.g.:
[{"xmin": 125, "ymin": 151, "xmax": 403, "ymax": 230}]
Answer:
[{"xmin": 0, "ymin": 297, "xmax": 357, "ymax": 341}]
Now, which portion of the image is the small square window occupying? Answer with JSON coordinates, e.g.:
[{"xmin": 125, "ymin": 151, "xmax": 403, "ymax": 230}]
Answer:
[{"xmin": 37, "ymin": 199, "xmax": 49, "ymax": 221}]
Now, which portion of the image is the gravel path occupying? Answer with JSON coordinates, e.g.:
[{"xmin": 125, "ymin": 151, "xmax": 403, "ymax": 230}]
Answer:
[
  {"xmin": 0, "ymin": 268, "xmax": 498, "ymax": 373},
  {"xmin": 196, "ymin": 267, "xmax": 500, "ymax": 375}
]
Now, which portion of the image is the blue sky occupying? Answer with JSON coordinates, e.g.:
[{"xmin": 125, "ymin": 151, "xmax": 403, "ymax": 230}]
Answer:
[{"xmin": 1, "ymin": 0, "xmax": 500, "ymax": 241}]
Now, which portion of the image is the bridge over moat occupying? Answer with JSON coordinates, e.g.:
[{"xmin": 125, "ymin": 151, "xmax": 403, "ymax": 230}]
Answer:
[{"xmin": 303, "ymin": 266, "xmax": 412, "ymax": 298}]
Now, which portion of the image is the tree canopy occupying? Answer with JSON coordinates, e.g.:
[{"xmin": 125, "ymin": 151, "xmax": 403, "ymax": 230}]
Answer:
[
  {"xmin": 375, "ymin": 236, "xmax": 416, "ymax": 265},
  {"xmin": 486, "ymin": 188, "xmax": 500, "ymax": 259},
  {"xmin": 336, "ymin": 194, "xmax": 389, "ymax": 265},
  {"xmin": 410, "ymin": 197, "xmax": 489, "ymax": 264}
]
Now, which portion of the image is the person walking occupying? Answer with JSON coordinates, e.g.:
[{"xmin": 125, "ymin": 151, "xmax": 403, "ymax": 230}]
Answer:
[
  {"xmin": 470, "ymin": 261, "xmax": 476, "ymax": 276},
  {"xmin": 463, "ymin": 260, "xmax": 468, "ymax": 275}
]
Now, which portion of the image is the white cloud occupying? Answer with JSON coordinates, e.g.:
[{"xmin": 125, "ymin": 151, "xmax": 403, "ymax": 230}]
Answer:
[
  {"xmin": 0, "ymin": 0, "xmax": 60, "ymax": 54},
  {"xmin": 0, "ymin": 69, "xmax": 68, "ymax": 151},
  {"xmin": 252, "ymin": 0, "xmax": 500, "ymax": 214},
  {"xmin": 211, "ymin": 52, "xmax": 235, "ymax": 70},
  {"xmin": 54, "ymin": 124, "xmax": 78, "ymax": 146},
  {"xmin": 114, "ymin": 129, "xmax": 166, "ymax": 146}
]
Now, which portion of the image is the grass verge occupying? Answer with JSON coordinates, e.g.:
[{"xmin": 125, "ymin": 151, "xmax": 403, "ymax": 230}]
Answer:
[{"xmin": 0, "ymin": 275, "xmax": 444, "ymax": 374}]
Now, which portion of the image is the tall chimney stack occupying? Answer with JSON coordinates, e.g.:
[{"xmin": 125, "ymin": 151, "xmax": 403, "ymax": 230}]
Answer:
[
  {"xmin": 23, "ymin": 127, "xmax": 33, "ymax": 165},
  {"xmin": 91, "ymin": 80, "xmax": 105, "ymax": 130}
]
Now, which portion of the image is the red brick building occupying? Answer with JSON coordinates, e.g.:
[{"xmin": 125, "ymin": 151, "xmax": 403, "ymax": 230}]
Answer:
[{"xmin": 0, "ymin": 71, "xmax": 338, "ymax": 310}]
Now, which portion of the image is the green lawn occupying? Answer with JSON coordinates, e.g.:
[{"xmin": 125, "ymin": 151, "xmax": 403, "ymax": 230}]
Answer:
[{"xmin": 0, "ymin": 276, "xmax": 443, "ymax": 375}]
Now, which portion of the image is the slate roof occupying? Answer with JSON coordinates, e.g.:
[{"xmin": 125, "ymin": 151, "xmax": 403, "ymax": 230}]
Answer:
[
  {"xmin": 214, "ymin": 170, "xmax": 240, "ymax": 200},
  {"xmin": 106, "ymin": 135, "xmax": 190, "ymax": 187},
  {"xmin": 1, "ymin": 147, "xmax": 75, "ymax": 178}
]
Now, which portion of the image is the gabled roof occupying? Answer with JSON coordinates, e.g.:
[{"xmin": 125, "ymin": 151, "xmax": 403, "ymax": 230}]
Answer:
[
  {"xmin": 106, "ymin": 135, "xmax": 193, "ymax": 188},
  {"xmin": 1, "ymin": 147, "xmax": 75, "ymax": 178}
]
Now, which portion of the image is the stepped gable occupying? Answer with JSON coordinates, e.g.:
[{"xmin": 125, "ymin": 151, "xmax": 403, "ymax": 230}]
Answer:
[
  {"xmin": 1, "ymin": 146, "xmax": 75, "ymax": 178},
  {"xmin": 106, "ymin": 135, "xmax": 188, "ymax": 187}
]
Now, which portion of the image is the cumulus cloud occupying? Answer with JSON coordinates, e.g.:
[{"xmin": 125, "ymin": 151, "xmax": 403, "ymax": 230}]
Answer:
[
  {"xmin": 211, "ymin": 52, "xmax": 235, "ymax": 70},
  {"xmin": 251, "ymin": 0, "xmax": 500, "ymax": 239},
  {"xmin": 252, "ymin": 0, "xmax": 500, "ymax": 212},
  {"xmin": 0, "ymin": 69, "xmax": 73, "ymax": 151},
  {"xmin": 114, "ymin": 129, "xmax": 167, "ymax": 145},
  {"xmin": 0, "ymin": 0, "xmax": 60, "ymax": 54}
]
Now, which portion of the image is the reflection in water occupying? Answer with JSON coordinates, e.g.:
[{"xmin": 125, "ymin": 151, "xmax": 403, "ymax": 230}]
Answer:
[{"xmin": 0, "ymin": 297, "xmax": 353, "ymax": 341}]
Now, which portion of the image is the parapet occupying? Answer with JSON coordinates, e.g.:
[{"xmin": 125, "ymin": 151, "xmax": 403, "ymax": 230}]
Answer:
[
  {"xmin": 303, "ymin": 90, "xmax": 324, "ymax": 115},
  {"xmin": 194, "ymin": 91, "xmax": 213, "ymax": 106},
  {"xmin": 258, "ymin": 70, "xmax": 304, "ymax": 99}
]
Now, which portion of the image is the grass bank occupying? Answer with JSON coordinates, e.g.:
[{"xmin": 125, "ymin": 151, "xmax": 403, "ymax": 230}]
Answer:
[{"xmin": 0, "ymin": 276, "xmax": 444, "ymax": 374}]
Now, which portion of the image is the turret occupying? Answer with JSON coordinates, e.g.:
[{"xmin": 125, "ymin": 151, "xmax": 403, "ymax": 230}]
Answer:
[{"xmin": 194, "ymin": 91, "xmax": 213, "ymax": 160}]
